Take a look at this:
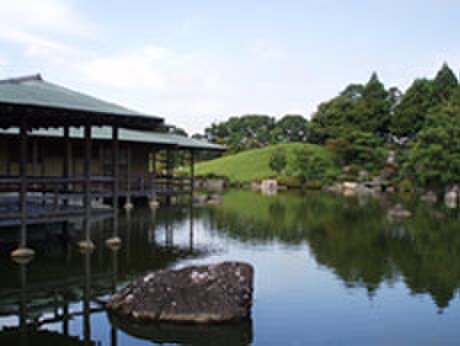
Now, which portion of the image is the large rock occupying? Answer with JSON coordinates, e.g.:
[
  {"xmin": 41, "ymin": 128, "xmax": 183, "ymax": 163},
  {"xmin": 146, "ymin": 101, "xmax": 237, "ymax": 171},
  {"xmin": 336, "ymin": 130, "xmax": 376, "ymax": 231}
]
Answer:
[
  {"xmin": 445, "ymin": 185, "xmax": 459, "ymax": 208},
  {"xmin": 107, "ymin": 262, "xmax": 254, "ymax": 324},
  {"xmin": 343, "ymin": 181, "xmax": 358, "ymax": 196}
]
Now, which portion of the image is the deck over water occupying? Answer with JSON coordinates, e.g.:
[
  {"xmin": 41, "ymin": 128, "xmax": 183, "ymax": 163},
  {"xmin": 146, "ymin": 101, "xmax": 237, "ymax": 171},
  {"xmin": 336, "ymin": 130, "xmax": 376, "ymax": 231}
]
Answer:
[{"xmin": 0, "ymin": 196, "xmax": 113, "ymax": 227}]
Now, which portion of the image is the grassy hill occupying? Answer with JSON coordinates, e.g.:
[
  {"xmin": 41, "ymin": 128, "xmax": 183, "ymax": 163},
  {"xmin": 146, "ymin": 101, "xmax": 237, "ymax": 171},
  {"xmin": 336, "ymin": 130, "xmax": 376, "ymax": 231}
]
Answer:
[{"xmin": 195, "ymin": 143, "xmax": 336, "ymax": 184}]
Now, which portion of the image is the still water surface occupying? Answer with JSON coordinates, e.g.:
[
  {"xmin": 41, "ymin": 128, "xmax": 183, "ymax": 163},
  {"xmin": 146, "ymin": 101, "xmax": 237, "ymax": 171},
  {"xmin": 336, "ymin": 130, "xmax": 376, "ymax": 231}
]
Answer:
[{"xmin": 1, "ymin": 190, "xmax": 460, "ymax": 345}]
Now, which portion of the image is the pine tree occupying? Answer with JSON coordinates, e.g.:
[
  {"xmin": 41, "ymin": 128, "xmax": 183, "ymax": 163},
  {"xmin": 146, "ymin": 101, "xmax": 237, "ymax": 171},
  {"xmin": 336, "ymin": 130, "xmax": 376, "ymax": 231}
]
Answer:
[
  {"xmin": 431, "ymin": 63, "xmax": 458, "ymax": 106},
  {"xmin": 390, "ymin": 79, "xmax": 433, "ymax": 139}
]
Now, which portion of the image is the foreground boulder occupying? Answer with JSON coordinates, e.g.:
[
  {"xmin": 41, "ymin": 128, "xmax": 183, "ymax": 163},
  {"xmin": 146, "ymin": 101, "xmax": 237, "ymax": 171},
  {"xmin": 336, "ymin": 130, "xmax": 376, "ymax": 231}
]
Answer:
[{"xmin": 107, "ymin": 262, "xmax": 254, "ymax": 323}]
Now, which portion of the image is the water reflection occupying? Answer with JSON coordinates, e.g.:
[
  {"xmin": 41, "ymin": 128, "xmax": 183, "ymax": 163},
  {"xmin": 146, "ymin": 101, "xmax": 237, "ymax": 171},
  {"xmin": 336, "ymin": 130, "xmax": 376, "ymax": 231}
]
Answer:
[
  {"xmin": 109, "ymin": 314, "xmax": 252, "ymax": 346},
  {"xmin": 209, "ymin": 190, "xmax": 460, "ymax": 311},
  {"xmin": 0, "ymin": 208, "xmax": 207, "ymax": 345},
  {"xmin": 2, "ymin": 191, "xmax": 460, "ymax": 345}
]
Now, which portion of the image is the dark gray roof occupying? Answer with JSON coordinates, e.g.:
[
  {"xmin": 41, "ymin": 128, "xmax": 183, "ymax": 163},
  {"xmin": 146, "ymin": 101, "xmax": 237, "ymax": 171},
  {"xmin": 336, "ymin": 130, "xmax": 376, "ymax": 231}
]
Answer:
[
  {"xmin": 0, "ymin": 127, "xmax": 226, "ymax": 151},
  {"xmin": 0, "ymin": 74, "xmax": 225, "ymax": 151},
  {"xmin": 0, "ymin": 74, "xmax": 161, "ymax": 119}
]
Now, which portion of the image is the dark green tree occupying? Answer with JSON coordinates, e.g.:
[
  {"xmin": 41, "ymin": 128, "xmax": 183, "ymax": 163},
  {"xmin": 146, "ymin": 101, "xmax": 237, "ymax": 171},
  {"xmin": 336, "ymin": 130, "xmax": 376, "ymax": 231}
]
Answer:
[
  {"xmin": 431, "ymin": 63, "xmax": 458, "ymax": 106},
  {"xmin": 309, "ymin": 73, "xmax": 391, "ymax": 143},
  {"xmin": 404, "ymin": 101, "xmax": 460, "ymax": 188},
  {"xmin": 389, "ymin": 79, "xmax": 433, "ymax": 139},
  {"xmin": 358, "ymin": 72, "xmax": 391, "ymax": 136},
  {"xmin": 269, "ymin": 148, "xmax": 287, "ymax": 175},
  {"xmin": 204, "ymin": 115, "xmax": 276, "ymax": 152},
  {"xmin": 326, "ymin": 130, "xmax": 385, "ymax": 172},
  {"xmin": 270, "ymin": 114, "xmax": 309, "ymax": 143},
  {"xmin": 293, "ymin": 147, "xmax": 334, "ymax": 181}
]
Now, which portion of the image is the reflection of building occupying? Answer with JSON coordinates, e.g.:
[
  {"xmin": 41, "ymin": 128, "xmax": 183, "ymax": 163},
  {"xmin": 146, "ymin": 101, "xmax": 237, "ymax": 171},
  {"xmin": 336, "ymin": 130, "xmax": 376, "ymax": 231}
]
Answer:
[
  {"xmin": 0, "ymin": 74, "xmax": 224, "ymax": 257},
  {"xmin": 0, "ymin": 210, "xmax": 201, "ymax": 345}
]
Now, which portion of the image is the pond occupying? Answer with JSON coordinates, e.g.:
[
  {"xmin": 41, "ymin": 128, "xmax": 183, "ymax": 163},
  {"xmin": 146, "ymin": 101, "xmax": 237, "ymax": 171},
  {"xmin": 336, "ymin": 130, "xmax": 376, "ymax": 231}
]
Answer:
[{"xmin": 1, "ymin": 190, "xmax": 460, "ymax": 345}]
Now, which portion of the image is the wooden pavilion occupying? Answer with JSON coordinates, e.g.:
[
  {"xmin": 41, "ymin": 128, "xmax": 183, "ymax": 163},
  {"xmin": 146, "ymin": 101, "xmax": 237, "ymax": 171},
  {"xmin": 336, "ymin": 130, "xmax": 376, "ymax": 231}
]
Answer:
[{"xmin": 0, "ymin": 74, "xmax": 224, "ymax": 258}]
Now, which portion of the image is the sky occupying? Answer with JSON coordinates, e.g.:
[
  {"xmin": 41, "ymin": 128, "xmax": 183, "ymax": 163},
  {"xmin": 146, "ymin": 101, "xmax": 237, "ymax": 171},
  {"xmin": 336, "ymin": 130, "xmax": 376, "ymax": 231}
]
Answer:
[{"xmin": 0, "ymin": 0, "xmax": 459, "ymax": 134}]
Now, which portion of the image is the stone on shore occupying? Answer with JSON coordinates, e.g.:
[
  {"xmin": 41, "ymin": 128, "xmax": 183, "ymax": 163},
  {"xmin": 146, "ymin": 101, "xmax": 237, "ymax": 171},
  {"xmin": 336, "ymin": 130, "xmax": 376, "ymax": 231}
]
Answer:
[
  {"xmin": 421, "ymin": 190, "xmax": 438, "ymax": 204},
  {"xmin": 387, "ymin": 204, "xmax": 412, "ymax": 221},
  {"xmin": 261, "ymin": 179, "xmax": 278, "ymax": 195},
  {"xmin": 107, "ymin": 262, "xmax": 254, "ymax": 324}
]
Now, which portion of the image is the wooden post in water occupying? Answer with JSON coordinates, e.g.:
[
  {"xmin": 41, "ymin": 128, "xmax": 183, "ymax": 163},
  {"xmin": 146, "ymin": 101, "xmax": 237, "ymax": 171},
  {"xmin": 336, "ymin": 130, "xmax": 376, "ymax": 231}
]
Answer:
[
  {"xmin": 149, "ymin": 147, "xmax": 159, "ymax": 209},
  {"xmin": 190, "ymin": 149, "xmax": 195, "ymax": 200},
  {"xmin": 11, "ymin": 120, "xmax": 35, "ymax": 259},
  {"xmin": 106, "ymin": 126, "xmax": 122, "ymax": 249},
  {"xmin": 165, "ymin": 148, "xmax": 173, "ymax": 206},
  {"xmin": 124, "ymin": 144, "xmax": 133, "ymax": 210},
  {"xmin": 79, "ymin": 124, "xmax": 95, "ymax": 251}
]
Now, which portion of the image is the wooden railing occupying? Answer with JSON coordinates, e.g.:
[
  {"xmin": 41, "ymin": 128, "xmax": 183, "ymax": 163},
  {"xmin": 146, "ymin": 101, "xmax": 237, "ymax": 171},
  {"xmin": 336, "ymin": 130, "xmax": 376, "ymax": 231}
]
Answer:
[{"xmin": 119, "ymin": 174, "xmax": 193, "ymax": 195}]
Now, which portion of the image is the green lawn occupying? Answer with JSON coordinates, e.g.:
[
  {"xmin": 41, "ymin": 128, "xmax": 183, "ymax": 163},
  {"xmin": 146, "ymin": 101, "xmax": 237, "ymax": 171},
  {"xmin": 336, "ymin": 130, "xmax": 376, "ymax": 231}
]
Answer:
[{"xmin": 195, "ymin": 143, "xmax": 336, "ymax": 184}]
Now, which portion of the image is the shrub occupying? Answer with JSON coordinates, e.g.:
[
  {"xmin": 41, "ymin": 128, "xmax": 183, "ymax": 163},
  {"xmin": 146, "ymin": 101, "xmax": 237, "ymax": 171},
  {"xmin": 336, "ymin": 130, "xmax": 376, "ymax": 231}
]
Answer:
[
  {"xmin": 398, "ymin": 179, "xmax": 414, "ymax": 192},
  {"xmin": 269, "ymin": 148, "xmax": 287, "ymax": 174},
  {"xmin": 277, "ymin": 175, "xmax": 304, "ymax": 189},
  {"xmin": 293, "ymin": 146, "xmax": 334, "ymax": 183}
]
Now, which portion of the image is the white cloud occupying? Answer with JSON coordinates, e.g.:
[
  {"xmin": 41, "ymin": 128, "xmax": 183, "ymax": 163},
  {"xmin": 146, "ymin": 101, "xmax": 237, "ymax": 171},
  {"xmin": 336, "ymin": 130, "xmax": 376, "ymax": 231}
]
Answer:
[
  {"xmin": 0, "ymin": 0, "xmax": 96, "ymax": 67},
  {"xmin": 81, "ymin": 45, "xmax": 227, "ymax": 94},
  {"xmin": 0, "ymin": 0, "xmax": 94, "ymax": 36},
  {"xmin": 82, "ymin": 46, "xmax": 172, "ymax": 89}
]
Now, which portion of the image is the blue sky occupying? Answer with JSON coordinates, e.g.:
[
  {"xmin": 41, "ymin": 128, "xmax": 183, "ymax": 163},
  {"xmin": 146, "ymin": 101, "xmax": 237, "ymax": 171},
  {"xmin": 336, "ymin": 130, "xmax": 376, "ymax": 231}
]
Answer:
[{"xmin": 0, "ymin": 0, "xmax": 459, "ymax": 133}]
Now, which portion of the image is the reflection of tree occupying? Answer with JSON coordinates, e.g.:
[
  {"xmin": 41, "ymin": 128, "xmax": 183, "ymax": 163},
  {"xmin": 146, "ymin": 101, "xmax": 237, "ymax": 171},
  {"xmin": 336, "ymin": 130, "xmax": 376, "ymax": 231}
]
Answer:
[
  {"xmin": 393, "ymin": 206, "xmax": 460, "ymax": 310},
  {"xmin": 209, "ymin": 190, "xmax": 460, "ymax": 310}
]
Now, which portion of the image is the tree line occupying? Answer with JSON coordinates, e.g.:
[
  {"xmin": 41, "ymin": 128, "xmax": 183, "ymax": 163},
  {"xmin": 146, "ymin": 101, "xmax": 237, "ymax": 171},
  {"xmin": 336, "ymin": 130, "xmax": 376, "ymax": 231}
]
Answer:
[{"xmin": 195, "ymin": 63, "xmax": 460, "ymax": 189}]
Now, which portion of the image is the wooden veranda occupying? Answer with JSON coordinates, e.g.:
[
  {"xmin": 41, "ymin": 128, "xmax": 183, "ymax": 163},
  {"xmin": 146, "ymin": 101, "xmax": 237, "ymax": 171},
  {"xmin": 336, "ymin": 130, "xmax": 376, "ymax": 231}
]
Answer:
[{"xmin": 0, "ymin": 75, "xmax": 224, "ymax": 258}]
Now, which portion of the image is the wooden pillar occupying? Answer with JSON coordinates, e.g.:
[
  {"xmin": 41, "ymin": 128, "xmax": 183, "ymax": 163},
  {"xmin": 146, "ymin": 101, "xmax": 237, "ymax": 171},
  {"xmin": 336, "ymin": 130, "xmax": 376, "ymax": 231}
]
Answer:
[
  {"xmin": 84, "ymin": 125, "xmax": 91, "ymax": 220},
  {"xmin": 12, "ymin": 120, "xmax": 35, "ymax": 258},
  {"xmin": 190, "ymin": 150, "xmax": 195, "ymax": 198},
  {"xmin": 6, "ymin": 139, "xmax": 11, "ymax": 176},
  {"xmin": 124, "ymin": 144, "xmax": 133, "ymax": 210},
  {"xmin": 105, "ymin": 126, "xmax": 122, "ymax": 249},
  {"xmin": 78, "ymin": 124, "xmax": 94, "ymax": 251},
  {"xmin": 166, "ymin": 148, "xmax": 173, "ymax": 205},
  {"xmin": 189, "ymin": 202, "xmax": 194, "ymax": 252},
  {"xmin": 63, "ymin": 126, "xmax": 71, "ymax": 205},
  {"xmin": 112, "ymin": 126, "xmax": 119, "ymax": 211},
  {"xmin": 19, "ymin": 122, "xmax": 27, "ymax": 246},
  {"xmin": 32, "ymin": 139, "xmax": 38, "ymax": 176},
  {"xmin": 149, "ymin": 148, "xmax": 159, "ymax": 209}
]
